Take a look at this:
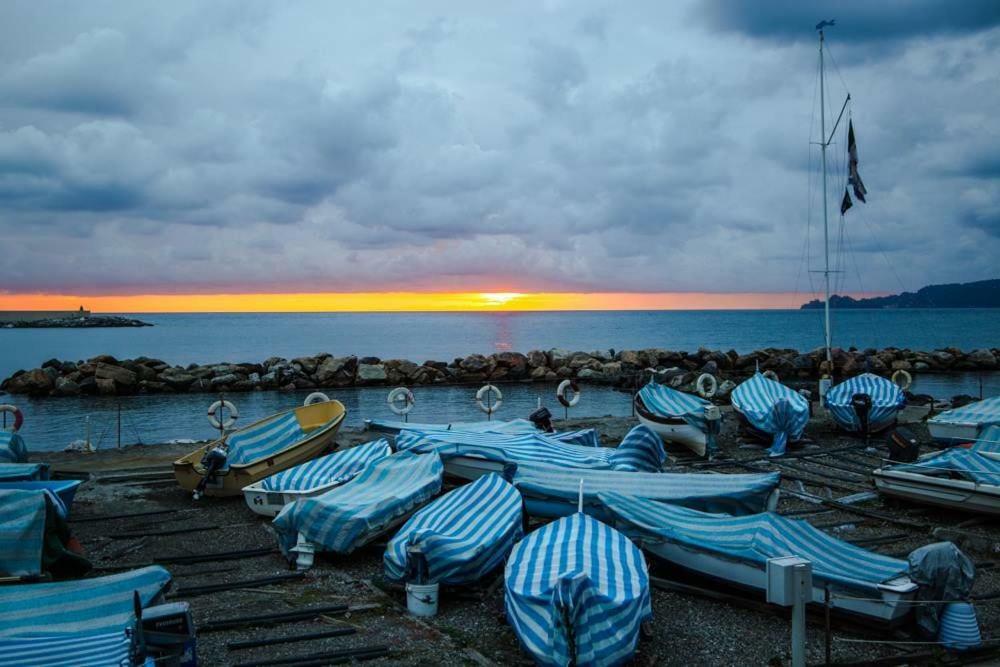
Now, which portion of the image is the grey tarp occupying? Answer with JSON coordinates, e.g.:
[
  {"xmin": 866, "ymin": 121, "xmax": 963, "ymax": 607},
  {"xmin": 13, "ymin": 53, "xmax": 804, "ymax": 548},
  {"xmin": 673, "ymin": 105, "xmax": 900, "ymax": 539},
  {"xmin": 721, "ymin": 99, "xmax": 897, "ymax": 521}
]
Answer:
[{"xmin": 907, "ymin": 542, "xmax": 975, "ymax": 637}]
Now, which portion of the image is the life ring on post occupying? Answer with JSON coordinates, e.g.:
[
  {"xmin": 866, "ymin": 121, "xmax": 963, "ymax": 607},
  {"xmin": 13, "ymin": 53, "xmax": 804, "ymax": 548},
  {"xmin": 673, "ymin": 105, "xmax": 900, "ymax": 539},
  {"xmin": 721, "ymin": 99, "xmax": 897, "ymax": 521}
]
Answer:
[
  {"xmin": 303, "ymin": 392, "xmax": 330, "ymax": 406},
  {"xmin": 387, "ymin": 387, "xmax": 415, "ymax": 416},
  {"xmin": 0, "ymin": 404, "xmax": 24, "ymax": 432},
  {"xmin": 762, "ymin": 370, "xmax": 780, "ymax": 383},
  {"xmin": 207, "ymin": 400, "xmax": 239, "ymax": 430},
  {"xmin": 695, "ymin": 374, "xmax": 718, "ymax": 399},
  {"xmin": 476, "ymin": 384, "xmax": 503, "ymax": 415},
  {"xmin": 556, "ymin": 380, "xmax": 581, "ymax": 408},
  {"xmin": 891, "ymin": 369, "xmax": 912, "ymax": 391}
]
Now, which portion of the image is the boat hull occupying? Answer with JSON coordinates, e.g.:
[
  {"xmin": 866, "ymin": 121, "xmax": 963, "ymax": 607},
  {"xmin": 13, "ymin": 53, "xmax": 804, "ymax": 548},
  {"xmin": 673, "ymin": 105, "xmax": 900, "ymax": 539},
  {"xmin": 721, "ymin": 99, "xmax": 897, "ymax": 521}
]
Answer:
[
  {"xmin": 873, "ymin": 469, "xmax": 1000, "ymax": 515},
  {"xmin": 242, "ymin": 479, "xmax": 347, "ymax": 517},
  {"xmin": 634, "ymin": 395, "xmax": 707, "ymax": 457},
  {"xmin": 0, "ymin": 480, "xmax": 82, "ymax": 512},
  {"xmin": 927, "ymin": 420, "xmax": 980, "ymax": 445},
  {"xmin": 174, "ymin": 401, "xmax": 345, "ymax": 497},
  {"xmin": 522, "ymin": 488, "xmax": 781, "ymax": 522}
]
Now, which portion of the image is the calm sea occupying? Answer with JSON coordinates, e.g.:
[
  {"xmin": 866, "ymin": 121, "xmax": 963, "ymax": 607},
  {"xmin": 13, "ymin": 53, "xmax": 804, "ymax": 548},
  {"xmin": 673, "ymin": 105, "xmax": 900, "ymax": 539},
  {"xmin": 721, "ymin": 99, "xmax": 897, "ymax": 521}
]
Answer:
[{"xmin": 2, "ymin": 309, "xmax": 999, "ymax": 451}]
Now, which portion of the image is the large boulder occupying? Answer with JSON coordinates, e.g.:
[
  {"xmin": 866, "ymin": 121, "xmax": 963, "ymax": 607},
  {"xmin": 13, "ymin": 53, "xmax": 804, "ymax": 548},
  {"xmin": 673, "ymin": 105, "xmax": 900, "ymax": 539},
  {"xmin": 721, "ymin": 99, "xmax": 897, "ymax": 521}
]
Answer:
[
  {"xmin": 4, "ymin": 369, "xmax": 54, "ymax": 395},
  {"xmin": 292, "ymin": 356, "xmax": 320, "ymax": 374},
  {"xmin": 315, "ymin": 356, "xmax": 357, "ymax": 385},
  {"xmin": 526, "ymin": 350, "xmax": 548, "ymax": 369},
  {"xmin": 617, "ymin": 350, "xmax": 641, "ymax": 367},
  {"xmin": 460, "ymin": 354, "xmax": 492, "ymax": 374},
  {"xmin": 548, "ymin": 349, "xmax": 572, "ymax": 369},
  {"xmin": 494, "ymin": 352, "xmax": 528, "ymax": 379},
  {"xmin": 967, "ymin": 349, "xmax": 997, "ymax": 369},
  {"xmin": 159, "ymin": 371, "xmax": 196, "ymax": 390},
  {"xmin": 96, "ymin": 362, "xmax": 137, "ymax": 389},
  {"xmin": 53, "ymin": 377, "xmax": 81, "ymax": 397},
  {"xmin": 357, "ymin": 363, "xmax": 388, "ymax": 385},
  {"xmin": 95, "ymin": 378, "xmax": 117, "ymax": 395},
  {"xmin": 210, "ymin": 373, "xmax": 241, "ymax": 388}
]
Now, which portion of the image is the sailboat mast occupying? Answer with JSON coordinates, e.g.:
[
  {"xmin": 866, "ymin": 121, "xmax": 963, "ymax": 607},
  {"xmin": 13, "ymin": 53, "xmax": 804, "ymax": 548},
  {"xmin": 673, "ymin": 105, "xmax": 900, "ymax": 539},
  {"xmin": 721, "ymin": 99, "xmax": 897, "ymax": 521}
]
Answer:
[{"xmin": 819, "ymin": 28, "xmax": 832, "ymax": 364}]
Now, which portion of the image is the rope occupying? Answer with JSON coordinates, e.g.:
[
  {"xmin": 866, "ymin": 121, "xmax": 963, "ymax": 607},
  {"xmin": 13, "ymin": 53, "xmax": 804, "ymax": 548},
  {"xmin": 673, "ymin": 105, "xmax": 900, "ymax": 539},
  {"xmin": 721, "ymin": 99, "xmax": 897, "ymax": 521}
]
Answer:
[
  {"xmin": 830, "ymin": 594, "xmax": 996, "ymax": 606},
  {"xmin": 834, "ymin": 637, "xmax": 998, "ymax": 646}
]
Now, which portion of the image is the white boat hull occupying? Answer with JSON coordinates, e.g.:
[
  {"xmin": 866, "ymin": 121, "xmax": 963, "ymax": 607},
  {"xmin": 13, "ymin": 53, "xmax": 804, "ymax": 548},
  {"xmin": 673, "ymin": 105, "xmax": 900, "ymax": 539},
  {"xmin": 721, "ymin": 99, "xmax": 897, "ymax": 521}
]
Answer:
[
  {"xmin": 927, "ymin": 420, "xmax": 981, "ymax": 445},
  {"xmin": 873, "ymin": 468, "xmax": 1000, "ymax": 515},
  {"xmin": 634, "ymin": 538, "xmax": 916, "ymax": 624},
  {"xmin": 242, "ymin": 479, "xmax": 348, "ymax": 517},
  {"xmin": 523, "ymin": 488, "xmax": 781, "ymax": 522},
  {"xmin": 636, "ymin": 413, "xmax": 707, "ymax": 457}
]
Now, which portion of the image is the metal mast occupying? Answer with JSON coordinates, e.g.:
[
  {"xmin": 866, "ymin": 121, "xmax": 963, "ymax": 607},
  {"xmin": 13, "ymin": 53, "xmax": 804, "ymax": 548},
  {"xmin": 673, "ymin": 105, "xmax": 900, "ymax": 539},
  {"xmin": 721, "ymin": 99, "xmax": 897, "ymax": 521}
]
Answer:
[{"xmin": 819, "ymin": 25, "xmax": 832, "ymax": 364}]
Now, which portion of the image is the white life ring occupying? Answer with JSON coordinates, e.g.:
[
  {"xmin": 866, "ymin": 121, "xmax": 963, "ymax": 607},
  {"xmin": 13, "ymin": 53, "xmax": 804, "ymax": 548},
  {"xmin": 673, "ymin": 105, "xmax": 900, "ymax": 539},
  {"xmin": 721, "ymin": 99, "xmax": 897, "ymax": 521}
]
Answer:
[
  {"xmin": 695, "ymin": 373, "xmax": 718, "ymax": 399},
  {"xmin": 0, "ymin": 404, "xmax": 24, "ymax": 433},
  {"xmin": 303, "ymin": 392, "xmax": 330, "ymax": 406},
  {"xmin": 762, "ymin": 370, "xmax": 780, "ymax": 382},
  {"xmin": 476, "ymin": 384, "xmax": 503, "ymax": 415},
  {"xmin": 891, "ymin": 369, "xmax": 912, "ymax": 391},
  {"xmin": 207, "ymin": 400, "xmax": 239, "ymax": 430},
  {"xmin": 556, "ymin": 380, "xmax": 581, "ymax": 408},
  {"xmin": 387, "ymin": 387, "xmax": 415, "ymax": 416}
]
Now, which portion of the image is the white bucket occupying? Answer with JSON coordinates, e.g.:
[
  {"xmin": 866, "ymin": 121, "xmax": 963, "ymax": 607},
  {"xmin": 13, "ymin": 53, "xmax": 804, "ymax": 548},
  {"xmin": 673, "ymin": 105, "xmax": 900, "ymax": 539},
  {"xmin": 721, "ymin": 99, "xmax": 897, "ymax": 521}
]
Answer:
[{"xmin": 406, "ymin": 582, "xmax": 439, "ymax": 617}]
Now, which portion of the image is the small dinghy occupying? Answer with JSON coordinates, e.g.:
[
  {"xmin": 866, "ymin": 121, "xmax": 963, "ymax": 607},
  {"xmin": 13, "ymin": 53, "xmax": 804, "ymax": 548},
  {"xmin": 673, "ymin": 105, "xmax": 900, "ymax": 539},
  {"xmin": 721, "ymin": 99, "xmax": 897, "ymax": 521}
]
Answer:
[
  {"xmin": 731, "ymin": 372, "xmax": 810, "ymax": 456},
  {"xmin": 505, "ymin": 512, "xmax": 652, "ymax": 666},
  {"xmin": 366, "ymin": 417, "xmax": 540, "ymax": 436},
  {"xmin": 174, "ymin": 399, "xmax": 346, "ymax": 498},
  {"xmin": 601, "ymin": 495, "xmax": 917, "ymax": 624},
  {"xmin": 274, "ymin": 452, "xmax": 442, "ymax": 563},
  {"xmin": 243, "ymin": 438, "xmax": 392, "ymax": 517},
  {"xmin": 634, "ymin": 381, "xmax": 718, "ymax": 456},
  {"xmin": 0, "ymin": 488, "xmax": 89, "ymax": 578},
  {"xmin": 928, "ymin": 396, "xmax": 1000, "ymax": 444},
  {"xmin": 824, "ymin": 373, "xmax": 905, "ymax": 435},
  {"xmin": 395, "ymin": 425, "xmax": 664, "ymax": 482},
  {"xmin": 510, "ymin": 462, "xmax": 780, "ymax": 521},
  {"xmin": 384, "ymin": 472, "xmax": 523, "ymax": 585}
]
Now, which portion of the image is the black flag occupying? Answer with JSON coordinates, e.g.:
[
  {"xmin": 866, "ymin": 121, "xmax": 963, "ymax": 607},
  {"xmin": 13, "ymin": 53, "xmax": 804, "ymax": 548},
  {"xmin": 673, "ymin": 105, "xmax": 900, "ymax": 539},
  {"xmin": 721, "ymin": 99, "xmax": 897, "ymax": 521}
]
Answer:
[
  {"xmin": 840, "ymin": 188, "xmax": 853, "ymax": 215},
  {"xmin": 848, "ymin": 120, "xmax": 867, "ymax": 203}
]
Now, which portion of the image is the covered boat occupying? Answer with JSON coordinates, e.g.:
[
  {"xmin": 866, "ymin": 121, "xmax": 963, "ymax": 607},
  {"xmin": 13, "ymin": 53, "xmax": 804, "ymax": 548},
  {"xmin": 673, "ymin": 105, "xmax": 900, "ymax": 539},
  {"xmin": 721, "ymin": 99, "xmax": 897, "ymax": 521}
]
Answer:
[
  {"xmin": 731, "ymin": 372, "xmax": 810, "ymax": 456},
  {"xmin": 505, "ymin": 512, "xmax": 652, "ymax": 666},
  {"xmin": 384, "ymin": 473, "xmax": 522, "ymax": 584},
  {"xmin": 510, "ymin": 463, "xmax": 780, "ymax": 521},
  {"xmin": 274, "ymin": 451, "xmax": 442, "ymax": 559},
  {"xmin": 0, "ymin": 431, "xmax": 28, "ymax": 464},
  {"xmin": 0, "ymin": 488, "xmax": 89, "ymax": 578},
  {"xmin": 928, "ymin": 396, "xmax": 1000, "ymax": 444},
  {"xmin": 873, "ymin": 443, "xmax": 1000, "ymax": 515},
  {"xmin": 174, "ymin": 399, "xmax": 346, "ymax": 497},
  {"xmin": 0, "ymin": 480, "xmax": 82, "ymax": 513},
  {"xmin": 0, "ymin": 463, "xmax": 49, "ymax": 482},
  {"xmin": 824, "ymin": 373, "xmax": 905, "ymax": 435},
  {"xmin": 366, "ymin": 417, "xmax": 540, "ymax": 436},
  {"xmin": 634, "ymin": 381, "xmax": 716, "ymax": 456},
  {"xmin": 601, "ymin": 495, "xmax": 917, "ymax": 624},
  {"xmin": 243, "ymin": 438, "xmax": 392, "ymax": 517},
  {"xmin": 395, "ymin": 425, "xmax": 664, "ymax": 481}
]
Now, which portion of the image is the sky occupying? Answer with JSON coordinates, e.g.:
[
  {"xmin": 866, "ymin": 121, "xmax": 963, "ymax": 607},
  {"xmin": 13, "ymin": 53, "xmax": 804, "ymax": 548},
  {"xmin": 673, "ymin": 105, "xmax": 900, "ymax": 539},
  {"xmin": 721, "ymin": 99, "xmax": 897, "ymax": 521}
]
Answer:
[{"xmin": 0, "ymin": 1, "xmax": 997, "ymax": 311}]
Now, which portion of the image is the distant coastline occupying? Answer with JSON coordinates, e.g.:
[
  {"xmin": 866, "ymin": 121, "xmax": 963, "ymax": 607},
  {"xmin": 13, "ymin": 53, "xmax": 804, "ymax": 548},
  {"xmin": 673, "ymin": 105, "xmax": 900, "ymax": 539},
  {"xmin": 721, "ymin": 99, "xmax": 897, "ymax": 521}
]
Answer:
[{"xmin": 801, "ymin": 278, "xmax": 1000, "ymax": 309}]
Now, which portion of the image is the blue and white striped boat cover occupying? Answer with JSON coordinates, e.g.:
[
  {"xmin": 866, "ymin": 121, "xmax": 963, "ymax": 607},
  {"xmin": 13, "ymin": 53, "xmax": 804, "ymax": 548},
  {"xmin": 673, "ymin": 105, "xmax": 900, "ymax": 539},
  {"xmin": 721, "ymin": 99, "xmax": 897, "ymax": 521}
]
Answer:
[
  {"xmin": 0, "ymin": 432, "xmax": 28, "ymax": 463},
  {"xmin": 384, "ymin": 473, "xmax": 522, "ymax": 584},
  {"xmin": 731, "ymin": 373, "xmax": 810, "ymax": 456},
  {"xmin": 638, "ymin": 382, "xmax": 710, "ymax": 431},
  {"xmin": 608, "ymin": 425, "xmax": 666, "ymax": 472},
  {"xmin": 0, "ymin": 463, "xmax": 49, "ymax": 481},
  {"xmin": 929, "ymin": 397, "xmax": 1000, "ymax": 436},
  {"xmin": 890, "ymin": 449, "xmax": 1000, "ymax": 486},
  {"xmin": 260, "ymin": 439, "xmax": 392, "ymax": 492},
  {"xmin": 824, "ymin": 373, "xmax": 905, "ymax": 432},
  {"xmin": 0, "ymin": 489, "xmax": 47, "ymax": 577},
  {"xmin": 550, "ymin": 429, "xmax": 600, "ymax": 448},
  {"xmin": 225, "ymin": 412, "xmax": 308, "ymax": 467},
  {"xmin": 938, "ymin": 602, "xmax": 982, "ymax": 651},
  {"xmin": 396, "ymin": 427, "xmax": 664, "ymax": 472},
  {"xmin": 0, "ymin": 630, "xmax": 133, "ymax": 667},
  {"xmin": 273, "ymin": 452, "xmax": 443, "ymax": 555},
  {"xmin": 0, "ymin": 565, "xmax": 171, "ymax": 636},
  {"xmin": 600, "ymin": 495, "xmax": 908, "ymax": 595},
  {"xmin": 511, "ymin": 463, "xmax": 780, "ymax": 518},
  {"xmin": 368, "ymin": 417, "xmax": 540, "ymax": 435},
  {"xmin": 972, "ymin": 424, "xmax": 1000, "ymax": 452},
  {"xmin": 505, "ymin": 513, "xmax": 651, "ymax": 667}
]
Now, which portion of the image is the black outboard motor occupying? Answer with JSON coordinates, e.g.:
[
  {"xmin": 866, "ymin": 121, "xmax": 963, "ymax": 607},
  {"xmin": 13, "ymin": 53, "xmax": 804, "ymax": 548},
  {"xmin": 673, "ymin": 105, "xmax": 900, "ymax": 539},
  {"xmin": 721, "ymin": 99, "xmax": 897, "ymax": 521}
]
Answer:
[
  {"xmin": 194, "ymin": 443, "xmax": 229, "ymax": 500},
  {"xmin": 851, "ymin": 392, "xmax": 873, "ymax": 449},
  {"xmin": 529, "ymin": 406, "xmax": 555, "ymax": 433},
  {"xmin": 888, "ymin": 427, "xmax": 920, "ymax": 463}
]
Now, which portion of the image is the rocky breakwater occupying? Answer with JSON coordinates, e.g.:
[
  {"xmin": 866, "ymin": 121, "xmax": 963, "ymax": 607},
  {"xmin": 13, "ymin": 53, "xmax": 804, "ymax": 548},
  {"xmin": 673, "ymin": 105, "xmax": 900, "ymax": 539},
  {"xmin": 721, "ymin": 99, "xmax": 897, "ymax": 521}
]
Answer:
[
  {"xmin": 1, "ymin": 315, "xmax": 151, "ymax": 328},
  {"xmin": 2, "ymin": 346, "xmax": 998, "ymax": 399}
]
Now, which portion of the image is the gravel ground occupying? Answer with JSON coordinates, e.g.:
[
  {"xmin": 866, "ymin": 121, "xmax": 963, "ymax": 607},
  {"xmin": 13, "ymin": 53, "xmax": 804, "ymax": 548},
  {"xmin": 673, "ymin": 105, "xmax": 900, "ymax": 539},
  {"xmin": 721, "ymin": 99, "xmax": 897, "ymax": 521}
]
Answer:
[{"xmin": 43, "ymin": 407, "xmax": 1000, "ymax": 666}]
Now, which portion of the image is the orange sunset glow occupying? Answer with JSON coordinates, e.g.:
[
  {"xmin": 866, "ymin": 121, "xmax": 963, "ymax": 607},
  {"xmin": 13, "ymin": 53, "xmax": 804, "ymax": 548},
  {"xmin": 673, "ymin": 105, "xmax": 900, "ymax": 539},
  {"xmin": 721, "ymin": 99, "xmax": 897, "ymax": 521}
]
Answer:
[{"xmin": 0, "ymin": 291, "xmax": 817, "ymax": 312}]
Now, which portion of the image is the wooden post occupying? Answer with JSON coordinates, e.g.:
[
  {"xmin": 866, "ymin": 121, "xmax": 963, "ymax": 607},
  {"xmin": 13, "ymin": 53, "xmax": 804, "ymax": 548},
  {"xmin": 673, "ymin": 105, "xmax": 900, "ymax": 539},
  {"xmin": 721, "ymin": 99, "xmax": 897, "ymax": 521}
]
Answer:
[{"xmin": 824, "ymin": 585, "xmax": 832, "ymax": 666}]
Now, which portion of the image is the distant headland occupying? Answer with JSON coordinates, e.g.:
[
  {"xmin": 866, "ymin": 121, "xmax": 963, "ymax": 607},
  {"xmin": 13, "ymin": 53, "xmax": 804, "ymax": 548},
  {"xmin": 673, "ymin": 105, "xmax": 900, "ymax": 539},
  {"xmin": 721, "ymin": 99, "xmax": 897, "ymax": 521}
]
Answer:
[
  {"xmin": 0, "ymin": 308, "xmax": 151, "ymax": 328},
  {"xmin": 801, "ymin": 279, "xmax": 1000, "ymax": 309}
]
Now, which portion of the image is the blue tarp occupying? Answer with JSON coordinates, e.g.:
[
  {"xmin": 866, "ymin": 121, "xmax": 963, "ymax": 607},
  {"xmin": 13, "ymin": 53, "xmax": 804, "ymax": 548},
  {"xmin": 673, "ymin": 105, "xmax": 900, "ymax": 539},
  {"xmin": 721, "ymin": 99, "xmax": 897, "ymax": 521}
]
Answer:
[
  {"xmin": 825, "ymin": 373, "xmax": 905, "ymax": 432},
  {"xmin": 731, "ymin": 373, "xmax": 810, "ymax": 456},
  {"xmin": 0, "ymin": 631, "xmax": 132, "ymax": 667},
  {"xmin": 225, "ymin": 412, "xmax": 308, "ymax": 467},
  {"xmin": 0, "ymin": 432, "xmax": 28, "ymax": 464},
  {"xmin": 274, "ymin": 452, "xmax": 443, "ymax": 555},
  {"xmin": 510, "ymin": 463, "xmax": 780, "ymax": 519},
  {"xmin": 368, "ymin": 417, "xmax": 540, "ymax": 435},
  {"xmin": 637, "ymin": 381, "xmax": 711, "ymax": 431},
  {"xmin": 601, "ymin": 494, "xmax": 908, "ymax": 595},
  {"xmin": 929, "ymin": 397, "xmax": 1000, "ymax": 438},
  {"xmin": 889, "ymin": 449, "xmax": 1000, "ymax": 486},
  {"xmin": 384, "ymin": 473, "xmax": 522, "ymax": 584},
  {"xmin": 608, "ymin": 425, "xmax": 666, "ymax": 472},
  {"xmin": 260, "ymin": 439, "xmax": 392, "ymax": 492},
  {"xmin": 0, "ymin": 481, "xmax": 81, "ymax": 513},
  {"xmin": 505, "ymin": 512, "xmax": 652, "ymax": 667},
  {"xmin": 0, "ymin": 463, "xmax": 49, "ymax": 481},
  {"xmin": 972, "ymin": 425, "xmax": 1000, "ymax": 452},
  {"xmin": 550, "ymin": 429, "xmax": 600, "ymax": 448},
  {"xmin": 0, "ymin": 565, "xmax": 171, "ymax": 637},
  {"xmin": 0, "ymin": 489, "xmax": 48, "ymax": 577}
]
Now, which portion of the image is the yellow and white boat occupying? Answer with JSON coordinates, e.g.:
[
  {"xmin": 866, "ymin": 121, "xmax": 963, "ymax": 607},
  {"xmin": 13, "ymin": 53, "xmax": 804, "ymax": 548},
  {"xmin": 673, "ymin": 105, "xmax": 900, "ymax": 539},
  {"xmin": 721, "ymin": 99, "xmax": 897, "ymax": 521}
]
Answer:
[{"xmin": 174, "ymin": 400, "xmax": 346, "ymax": 497}]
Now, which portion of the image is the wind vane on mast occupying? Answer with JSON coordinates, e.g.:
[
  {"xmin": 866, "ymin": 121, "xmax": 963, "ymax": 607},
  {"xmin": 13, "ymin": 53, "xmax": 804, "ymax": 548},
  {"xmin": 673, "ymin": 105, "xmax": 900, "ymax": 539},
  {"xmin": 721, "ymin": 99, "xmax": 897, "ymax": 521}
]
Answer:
[{"xmin": 815, "ymin": 19, "xmax": 835, "ymax": 31}]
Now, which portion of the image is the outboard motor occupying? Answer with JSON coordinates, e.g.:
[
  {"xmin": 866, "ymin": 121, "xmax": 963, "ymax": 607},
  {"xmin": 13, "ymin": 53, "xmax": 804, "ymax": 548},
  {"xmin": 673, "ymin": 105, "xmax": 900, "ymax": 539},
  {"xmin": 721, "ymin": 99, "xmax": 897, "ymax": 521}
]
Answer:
[
  {"xmin": 704, "ymin": 405, "xmax": 722, "ymax": 459},
  {"xmin": 851, "ymin": 392, "xmax": 873, "ymax": 449},
  {"xmin": 193, "ymin": 443, "xmax": 229, "ymax": 500},
  {"xmin": 888, "ymin": 427, "xmax": 920, "ymax": 463},
  {"xmin": 529, "ymin": 406, "xmax": 555, "ymax": 433}
]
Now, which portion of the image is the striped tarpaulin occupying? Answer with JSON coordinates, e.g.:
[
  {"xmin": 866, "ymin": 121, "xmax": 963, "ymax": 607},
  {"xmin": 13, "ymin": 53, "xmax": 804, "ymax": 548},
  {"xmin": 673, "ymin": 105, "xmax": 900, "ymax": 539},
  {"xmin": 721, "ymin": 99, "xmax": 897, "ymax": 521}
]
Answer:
[
  {"xmin": 824, "ymin": 373, "xmax": 905, "ymax": 432},
  {"xmin": 891, "ymin": 449, "xmax": 1000, "ymax": 486},
  {"xmin": 608, "ymin": 425, "xmax": 666, "ymax": 472},
  {"xmin": 273, "ymin": 452, "xmax": 443, "ymax": 556},
  {"xmin": 731, "ymin": 373, "xmax": 810, "ymax": 456},
  {"xmin": 368, "ymin": 418, "xmax": 540, "ymax": 435},
  {"xmin": 225, "ymin": 412, "xmax": 307, "ymax": 467},
  {"xmin": 972, "ymin": 424, "xmax": 1000, "ymax": 452},
  {"xmin": 601, "ymin": 494, "xmax": 908, "ymax": 595},
  {"xmin": 0, "ymin": 489, "xmax": 47, "ymax": 577},
  {"xmin": 384, "ymin": 473, "xmax": 523, "ymax": 584},
  {"xmin": 505, "ymin": 512, "xmax": 651, "ymax": 667},
  {"xmin": 0, "ymin": 463, "xmax": 49, "ymax": 481},
  {"xmin": 929, "ymin": 397, "xmax": 1000, "ymax": 434},
  {"xmin": 550, "ymin": 429, "xmax": 600, "ymax": 448},
  {"xmin": 0, "ymin": 565, "xmax": 171, "ymax": 637},
  {"xmin": 0, "ymin": 432, "xmax": 28, "ymax": 464},
  {"xmin": 0, "ymin": 631, "xmax": 132, "ymax": 666},
  {"xmin": 260, "ymin": 439, "xmax": 392, "ymax": 492},
  {"xmin": 511, "ymin": 463, "xmax": 780, "ymax": 518},
  {"xmin": 637, "ymin": 381, "xmax": 710, "ymax": 431}
]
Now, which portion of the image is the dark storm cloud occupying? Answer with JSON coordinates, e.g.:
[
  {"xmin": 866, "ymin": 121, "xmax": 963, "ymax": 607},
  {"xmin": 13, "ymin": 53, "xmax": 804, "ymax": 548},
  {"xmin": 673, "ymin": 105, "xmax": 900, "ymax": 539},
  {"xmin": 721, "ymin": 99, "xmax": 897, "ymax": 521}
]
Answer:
[{"xmin": 0, "ymin": 1, "xmax": 997, "ymax": 297}]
